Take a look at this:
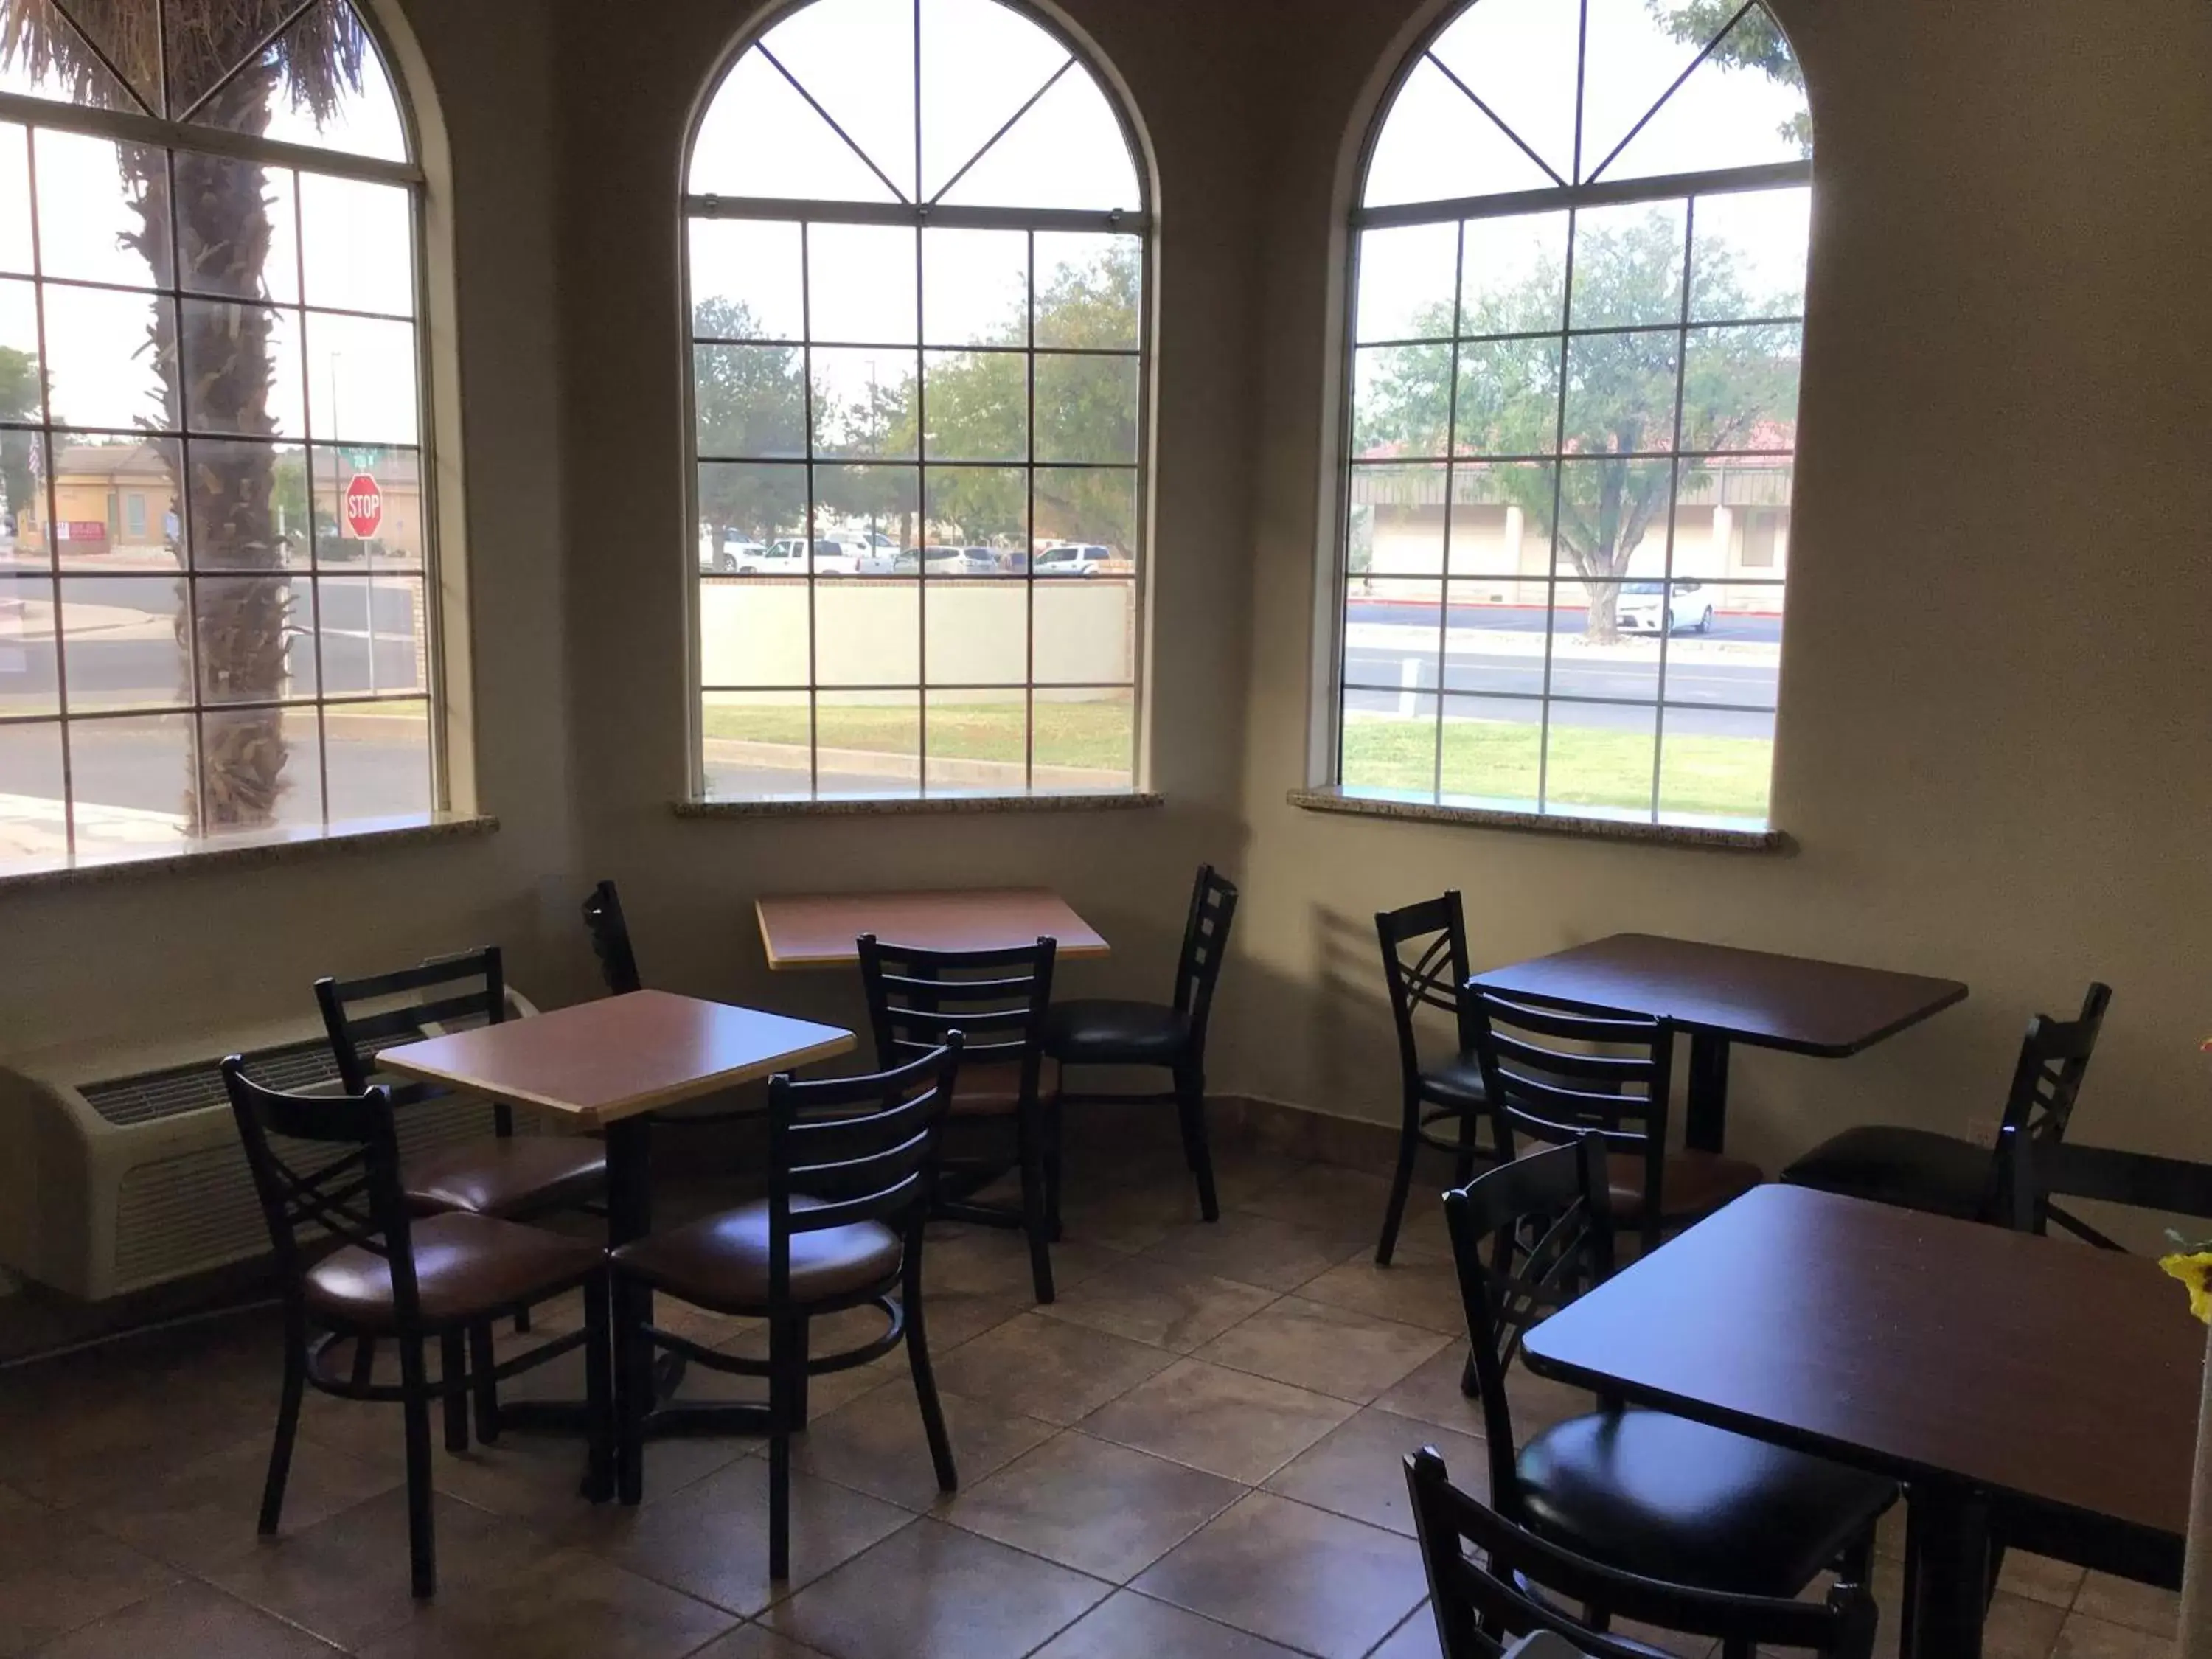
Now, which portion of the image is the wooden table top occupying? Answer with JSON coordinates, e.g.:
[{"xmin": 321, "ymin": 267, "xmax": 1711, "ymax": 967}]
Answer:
[
  {"xmin": 755, "ymin": 887, "xmax": 1109, "ymax": 970},
  {"xmin": 1523, "ymin": 1186, "xmax": 2199, "ymax": 1540},
  {"xmin": 1473, "ymin": 932, "xmax": 1966, "ymax": 1057},
  {"xmin": 376, "ymin": 990, "xmax": 855, "ymax": 1128}
]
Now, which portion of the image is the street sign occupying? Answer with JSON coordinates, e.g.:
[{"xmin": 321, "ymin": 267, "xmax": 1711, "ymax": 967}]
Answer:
[{"xmin": 344, "ymin": 473, "xmax": 383, "ymax": 539}]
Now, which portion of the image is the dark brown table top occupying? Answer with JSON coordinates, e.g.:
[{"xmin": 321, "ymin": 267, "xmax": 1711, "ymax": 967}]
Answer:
[
  {"xmin": 378, "ymin": 990, "xmax": 855, "ymax": 1127},
  {"xmin": 1523, "ymin": 1186, "xmax": 2199, "ymax": 1540},
  {"xmin": 755, "ymin": 887, "xmax": 1108, "ymax": 970},
  {"xmin": 1472, "ymin": 932, "xmax": 1967, "ymax": 1057}
]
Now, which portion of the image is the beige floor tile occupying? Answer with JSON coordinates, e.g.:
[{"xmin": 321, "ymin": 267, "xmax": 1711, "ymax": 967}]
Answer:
[
  {"xmin": 1295, "ymin": 1251, "xmax": 1470, "ymax": 1335},
  {"xmin": 575, "ymin": 1456, "xmax": 912, "ymax": 1617},
  {"xmin": 2053, "ymin": 1610, "xmax": 2174, "ymax": 1658},
  {"xmin": 1079, "ymin": 1357, "xmax": 1355, "ymax": 1484},
  {"xmin": 1131, "ymin": 1491, "xmax": 1428, "ymax": 1659},
  {"xmin": 764, "ymin": 1517, "xmax": 1110, "ymax": 1659},
  {"xmin": 2074, "ymin": 1573, "xmax": 2180, "ymax": 1636},
  {"xmin": 205, "ymin": 1488, "xmax": 552, "ymax": 1651},
  {"xmin": 1366, "ymin": 1604, "xmax": 1444, "ymax": 1659},
  {"xmin": 788, "ymin": 1384, "xmax": 1057, "ymax": 1512},
  {"xmin": 1979, "ymin": 1590, "xmax": 2071, "ymax": 1658},
  {"xmin": 1237, "ymin": 1164, "xmax": 1402, "ymax": 1242},
  {"xmin": 1038, "ymin": 1257, "xmax": 1278, "ymax": 1352},
  {"xmin": 2000, "ymin": 1550, "xmax": 2089, "ymax": 1610},
  {"xmin": 943, "ymin": 1430, "xmax": 1243, "ymax": 1581},
  {"xmin": 0, "ymin": 1352, "xmax": 262, "ymax": 1509},
  {"xmin": 688, "ymin": 1626, "xmax": 833, "ymax": 1658},
  {"xmin": 1139, "ymin": 1211, "xmax": 1358, "ymax": 1293},
  {"xmin": 1031, "ymin": 1588, "xmax": 1308, "ymax": 1657},
  {"xmin": 1051, "ymin": 1180, "xmax": 1205, "ymax": 1253},
  {"xmin": 354, "ymin": 1545, "xmax": 738, "ymax": 1658},
  {"xmin": 1368, "ymin": 1343, "xmax": 1491, "ymax": 1437},
  {"xmin": 29, "ymin": 1580, "xmax": 340, "ymax": 1659},
  {"xmin": 1262, "ymin": 1408, "xmax": 1486, "ymax": 1537},
  {"xmin": 0, "ymin": 1504, "xmax": 178, "ymax": 1658},
  {"xmin": 78, "ymin": 1429, "xmax": 398, "ymax": 1573},
  {"xmin": 931, "ymin": 1312, "xmax": 1175, "ymax": 1426},
  {"xmin": 921, "ymin": 1224, "xmax": 1121, "ymax": 1302},
  {"xmin": 1196, "ymin": 1294, "xmax": 1450, "ymax": 1402}
]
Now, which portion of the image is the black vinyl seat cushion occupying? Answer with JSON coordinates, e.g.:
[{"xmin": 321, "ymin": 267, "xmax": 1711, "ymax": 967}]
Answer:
[
  {"xmin": 1519, "ymin": 1408, "xmax": 1896, "ymax": 1598},
  {"xmin": 1043, "ymin": 998, "xmax": 1191, "ymax": 1066},
  {"xmin": 1419, "ymin": 1054, "xmax": 1488, "ymax": 1108},
  {"xmin": 1780, "ymin": 1124, "xmax": 1992, "ymax": 1220}
]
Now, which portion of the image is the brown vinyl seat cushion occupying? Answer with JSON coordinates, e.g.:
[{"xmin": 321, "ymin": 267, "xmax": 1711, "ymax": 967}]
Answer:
[
  {"xmin": 403, "ymin": 1134, "xmax": 608, "ymax": 1219},
  {"xmin": 1607, "ymin": 1148, "xmax": 1764, "ymax": 1222},
  {"xmin": 305, "ymin": 1213, "xmax": 602, "ymax": 1332},
  {"xmin": 948, "ymin": 1058, "xmax": 1059, "ymax": 1116},
  {"xmin": 611, "ymin": 1197, "xmax": 902, "ymax": 1312}
]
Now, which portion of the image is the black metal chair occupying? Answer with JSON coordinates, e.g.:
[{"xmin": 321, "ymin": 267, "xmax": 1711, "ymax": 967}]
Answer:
[
  {"xmin": 1783, "ymin": 983, "xmax": 2111, "ymax": 1224},
  {"xmin": 581, "ymin": 879, "xmax": 641, "ymax": 995},
  {"xmin": 608, "ymin": 1039, "xmax": 965, "ymax": 1579},
  {"xmin": 861, "ymin": 934, "xmax": 1060, "ymax": 1303},
  {"xmin": 1405, "ymin": 1448, "xmax": 1879, "ymax": 1659},
  {"xmin": 1465, "ymin": 988, "xmax": 1763, "ymax": 1257},
  {"xmin": 316, "ymin": 946, "xmax": 608, "ymax": 1225},
  {"xmin": 223, "ymin": 1057, "xmax": 612, "ymax": 1600},
  {"xmin": 1444, "ymin": 1137, "xmax": 1895, "ymax": 1604},
  {"xmin": 1374, "ymin": 890, "xmax": 1489, "ymax": 1264},
  {"xmin": 1043, "ymin": 863, "xmax": 1238, "ymax": 1223}
]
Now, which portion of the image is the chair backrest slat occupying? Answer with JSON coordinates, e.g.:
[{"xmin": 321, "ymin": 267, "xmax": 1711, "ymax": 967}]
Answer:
[
  {"xmin": 317, "ymin": 946, "xmax": 508, "ymax": 1131},
  {"xmin": 1405, "ymin": 1449, "xmax": 1876, "ymax": 1658},
  {"xmin": 582, "ymin": 879, "xmax": 644, "ymax": 995},
  {"xmin": 765, "ymin": 1039, "xmax": 964, "ymax": 1301},
  {"xmin": 1987, "ymin": 982, "xmax": 2112, "ymax": 1225},
  {"xmin": 859, "ymin": 934, "xmax": 1054, "ymax": 1093},
  {"xmin": 1172, "ymin": 864, "xmax": 1239, "ymax": 1040},
  {"xmin": 1375, "ymin": 890, "xmax": 1471, "ymax": 1086}
]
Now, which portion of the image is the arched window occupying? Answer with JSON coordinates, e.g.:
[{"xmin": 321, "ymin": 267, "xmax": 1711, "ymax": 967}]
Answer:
[
  {"xmin": 686, "ymin": 0, "xmax": 1148, "ymax": 803},
  {"xmin": 1338, "ymin": 0, "xmax": 1809, "ymax": 831},
  {"xmin": 0, "ymin": 0, "xmax": 435, "ymax": 875}
]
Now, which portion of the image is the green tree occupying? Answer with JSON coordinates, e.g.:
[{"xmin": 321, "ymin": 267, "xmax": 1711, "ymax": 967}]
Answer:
[
  {"xmin": 1359, "ymin": 211, "xmax": 1798, "ymax": 641},
  {"xmin": 0, "ymin": 344, "xmax": 39, "ymax": 530},
  {"xmin": 1, "ymin": 0, "xmax": 372, "ymax": 832},
  {"xmin": 1651, "ymin": 0, "xmax": 1811, "ymax": 153},
  {"xmin": 693, "ymin": 296, "xmax": 807, "ymax": 546}
]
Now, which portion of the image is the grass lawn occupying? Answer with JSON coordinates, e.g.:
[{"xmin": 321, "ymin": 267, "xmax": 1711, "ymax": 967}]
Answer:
[
  {"xmin": 703, "ymin": 698, "xmax": 1132, "ymax": 771},
  {"xmin": 1342, "ymin": 711, "xmax": 1773, "ymax": 822}
]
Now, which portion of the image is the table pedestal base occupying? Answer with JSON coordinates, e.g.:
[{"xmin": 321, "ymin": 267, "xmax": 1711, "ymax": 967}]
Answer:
[{"xmin": 1902, "ymin": 1483, "xmax": 1992, "ymax": 1659}]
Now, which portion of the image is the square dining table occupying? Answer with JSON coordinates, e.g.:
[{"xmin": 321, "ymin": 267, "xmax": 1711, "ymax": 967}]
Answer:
[
  {"xmin": 1472, "ymin": 932, "xmax": 1968, "ymax": 1151},
  {"xmin": 1523, "ymin": 1185, "xmax": 2197, "ymax": 1659},
  {"xmin": 755, "ymin": 886, "xmax": 1109, "ymax": 969},
  {"xmin": 378, "ymin": 989, "xmax": 855, "ymax": 1439}
]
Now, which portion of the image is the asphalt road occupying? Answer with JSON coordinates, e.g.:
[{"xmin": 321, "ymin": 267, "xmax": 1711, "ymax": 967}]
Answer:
[{"xmin": 1343, "ymin": 600, "xmax": 1783, "ymax": 643}]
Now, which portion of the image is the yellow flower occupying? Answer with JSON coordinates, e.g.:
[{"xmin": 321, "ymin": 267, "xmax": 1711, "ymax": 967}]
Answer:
[{"xmin": 2161, "ymin": 1252, "xmax": 2212, "ymax": 1324}]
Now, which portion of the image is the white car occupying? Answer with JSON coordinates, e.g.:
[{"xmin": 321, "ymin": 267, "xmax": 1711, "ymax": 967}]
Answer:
[
  {"xmin": 1035, "ymin": 543, "xmax": 1118, "ymax": 577},
  {"xmin": 698, "ymin": 534, "xmax": 776, "ymax": 574},
  {"xmin": 1618, "ymin": 580, "xmax": 1714, "ymax": 634},
  {"xmin": 894, "ymin": 544, "xmax": 1000, "ymax": 575}
]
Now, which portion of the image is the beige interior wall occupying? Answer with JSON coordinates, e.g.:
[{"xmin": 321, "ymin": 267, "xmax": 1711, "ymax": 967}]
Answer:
[
  {"xmin": 1227, "ymin": 0, "xmax": 2212, "ymax": 1187},
  {"xmin": 0, "ymin": 0, "xmax": 591, "ymax": 1057},
  {"xmin": 550, "ymin": 0, "xmax": 1262, "ymax": 1040}
]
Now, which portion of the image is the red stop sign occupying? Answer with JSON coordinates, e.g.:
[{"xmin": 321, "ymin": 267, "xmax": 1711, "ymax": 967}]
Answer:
[{"xmin": 344, "ymin": 473, "xmax": 383, "ymax": 539}]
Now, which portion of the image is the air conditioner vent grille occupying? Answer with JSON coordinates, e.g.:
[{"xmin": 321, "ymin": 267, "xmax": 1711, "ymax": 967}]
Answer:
[{"xmin": 81, "ymin": 1040, "xmax": 343, "ymax": 1127}]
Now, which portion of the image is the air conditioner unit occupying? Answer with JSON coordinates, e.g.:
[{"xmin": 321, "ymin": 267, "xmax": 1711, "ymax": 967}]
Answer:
[{"xmin": 0, "ymin": 992, "xmax": 544, "ymax": 1301}]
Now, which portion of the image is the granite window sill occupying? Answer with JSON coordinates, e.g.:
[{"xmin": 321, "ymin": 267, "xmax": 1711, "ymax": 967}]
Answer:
[
  {"xmin": 0, "ymin": 813, "xmax": 499, "ymax": 895},
  {"xmin": 678, "ymin": 791, "xmax": 1163, "ymax": 819},
  {"xmin": 1287, "ymin": 787, "xmax": 1790, "ymax": 852}
]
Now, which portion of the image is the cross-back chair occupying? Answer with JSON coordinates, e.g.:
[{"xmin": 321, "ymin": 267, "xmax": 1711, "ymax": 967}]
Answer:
[
  {"xmin": 861, "ymin": 933, "xmax": 1059, "ymax": 1301},
  {"xmin": 1465, "ymin": 988, "xmax": 1763, "ymax": 1257},
  {"xmin": 1444, "ymin": 1137, "xmax": 1894, "ymax": 1604},
  {"xmin": 581, "ymin": 879, "xmax": 642, "ymax": 995},
  {"xmin": 1374, "ymin": 890, "xmax": 1490, "ymax": 1263},
  {"xmin": 1405, "ymin": 1448, "xmax": 1880, "ymax": 1659},
  {"xmin": 608, "ymin": 1038, "xmax": 965, "ymax": 1579},
  {"xmin": 1043, "ymin": 863, "xmax": 1238, "ymax": 1222},
  {"xmin": 223, "ymin": 1058, "xmax": 611, "ymax": 1599}
]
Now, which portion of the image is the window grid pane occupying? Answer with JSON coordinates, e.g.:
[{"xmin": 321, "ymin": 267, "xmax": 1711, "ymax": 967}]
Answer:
[
  {"xmin": 1341, "ymin": 0, "xmax": 1806, "ymax": 831},
  {"xmin": 0, "ymin": 111, "xmax": 436, "ymax": 874}
]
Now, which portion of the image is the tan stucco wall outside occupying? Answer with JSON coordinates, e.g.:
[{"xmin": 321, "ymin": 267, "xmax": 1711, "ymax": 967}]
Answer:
[
  {"xmin": 1226, "ymin": 0, "xmax": 2212, "ymax": 1192},
  {"xmin": 1, "ymin": 0, "xmax": 2207, "ymax": 1220}
]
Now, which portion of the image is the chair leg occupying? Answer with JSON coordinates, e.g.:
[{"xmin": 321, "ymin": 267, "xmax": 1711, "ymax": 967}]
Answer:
[
  {"xmin": 582, "ymin": 1276, "xmax": 615, "ymax": 1504},
  {"xmin": 1377, "ymin": 1086, "xmax": 1422, "ymax": 1265},
  {"xmin": 1175, "ymin": 1062, "xmax": 1220, "ymax": 1223},
  {"xmin": 1043, "ymin": 1093, "xmax": 1065, "ymax": 1243},
  {"xmin": 904, "ymin": 1253, "xmax": 958, "ymax": 1493},
  {"xmin": 349, "ymin": 1334, "xmax": 377, "ymax": 1391},
  {"xmin": 614, "ymin": 1277, "xmax": 648, "ymax": 1506},
  {"xmin": 1452, "ymin": 1100, "xmax": 1481, "ymax": 1189},
  {"xmin": 1017, "ymin": 1100, "xmax": 1057, "ymax": 1304},
  {"xmin": 768, "ymin": 1315, "xmax": 797, "ymax": 1582},
  {"xmin": 439, "ymin": 1331, "xmax": 469, "ymax": 1454},
  {"xmin": 397, "ymin": 1335, "xmax": 437, "ymax": 1599},
  {"xmin": 260, "ymin": 1315, "xmax": 307, "ymax": 1535},
  {"xmin": 467, "ymin": 1322, "xmax": 501, "ymax": 1446},
  {"xmin": 790, "ymin": 1315, "xmax": 811, "ymax": 1429},
  {"xmin": 513, "ymin": 1307, "xmax": 532, "ymax": 1335}
]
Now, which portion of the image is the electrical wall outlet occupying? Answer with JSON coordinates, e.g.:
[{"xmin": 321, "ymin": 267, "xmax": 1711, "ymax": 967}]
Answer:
[{"xmin": 1964, "ymin": 1116, "xmax": 2003, "ymax": 1148}]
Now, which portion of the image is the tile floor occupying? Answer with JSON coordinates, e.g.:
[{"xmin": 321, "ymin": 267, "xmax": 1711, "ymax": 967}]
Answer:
[{"xmin": 0, "ymin": 1124, "xmax": 2180, "ymax": 1658}]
